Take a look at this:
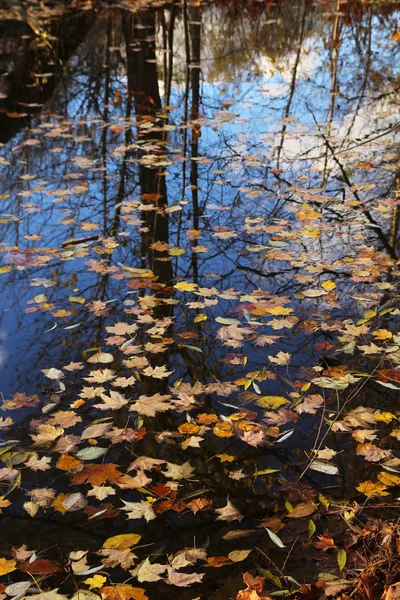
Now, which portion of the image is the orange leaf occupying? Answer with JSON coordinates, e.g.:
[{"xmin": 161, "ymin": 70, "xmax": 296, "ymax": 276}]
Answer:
[
  {"xmin": 72, "ymin": 464, "xmax": 123, "ymax": 486},
  {"xmin": 314, "ymin": 535, "xmax": 335, "ymax": 552},
  {"xmin": 100, "ymin": 585, "xmax": 148, "ymax": 600}
]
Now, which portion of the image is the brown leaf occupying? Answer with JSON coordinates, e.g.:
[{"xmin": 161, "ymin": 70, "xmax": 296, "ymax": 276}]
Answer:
[
  {"xmin": 72, "ymin": 464, "xmax": 122, "ymax": 486},
  {"xmin": 187, "ymin": 498, "xmax": 213, "ymax": 515},
  {"xmin": 18, "ymin": 559, "xmax": 61, "ymax": 574},
  {"xmin": 286, "ymin": 502, "xmax": 315, "ymax": 519},
  {"xmin": 207, "ymin": 556, "xmax": 230, "ymax": 567}
]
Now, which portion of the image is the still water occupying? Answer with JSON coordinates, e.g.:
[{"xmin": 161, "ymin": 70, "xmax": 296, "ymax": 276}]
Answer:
[{"xmin": 0, "ymin": 1, "xmax": 399, "ymax": 598}]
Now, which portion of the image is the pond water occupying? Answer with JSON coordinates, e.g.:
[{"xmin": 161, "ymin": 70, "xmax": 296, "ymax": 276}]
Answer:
[{"xmin": 0, "ymin": 1, "xmax": 399, "ymax": 599}]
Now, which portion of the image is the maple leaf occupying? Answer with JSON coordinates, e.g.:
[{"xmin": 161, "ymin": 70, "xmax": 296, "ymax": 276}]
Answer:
[
  {"xmin": 215, "ymin": 499, "xmax": 243, "ymax": 522},
  {"xmin": 130, "ymin": 394, "xmax": 173, "ymax": 417},
  {"xmin": 315, "ymin": 447, "xmax": 337, "ymax": 460},
  {"xmin": 174, "ymin": 281, "xmax": 197, "ymax": 292},
  {"xmin": 373, "ymin": 329, "xmax": 393, "ymax": 341},
  {"xmin": 100, "ymin": 584, "xmax": 148, "ymax": 600},
  {"xmin": 377, "ymin": 471, "xmax": 400, "ymax": 487},
  {"xmin": 48, "ymin": 410, "xmax": 82, "ymax": 428},
  {"xmin": 142, "ymin": 365, "xmax": 174, "ymax": 379},
  {"xmin": 352, "ymin": 429, "xmax": 378, "ymax": 443},
  {"xmin": 25, "ymin": 454, "xmax": 51, "ymax": 471},
  {"xmin": 84, "ymin": 575, "xmax": 107, "ymax": 589},
  {"xmin": 122, "ymin": 500, "xmax": 156, "ymax": 521},
  {"xmin": 165, "ymin": 566, "xmax": 204, "ymax": 587},
  {"xmin": 72, "ymin": 464, "xmax": 123, "ymax": 486},
  {"xmin": 295, "ymin": 394, "xmax": 324, "ymax": 414},
  {"xmin": 132, "ymin": 558, "xmax": 166, "ymax": 582},
  {"xmin": 42, "ymin": 425, "xmax": 71, "ymax": 453},
  {"xmin": 314, "ymin": 535, "xmax": 335, "ymax": 551},
  {"xmin": 129, "ymin": 456, "xmax": 167, "ymax": 471},
  {"xmin": 106, "ymin": 322, "xmax": 138, "ymax": 335},
  {"xmin": 98, "ymin": 548, "xmax": 137, "ymax": 569},
  {"xmin": 239, "ymin": 428, "xmax": 268, "ymax": 447},
  {"xmin": 2, "ymin": 393, "xmax": 39, "ymax": 410},
  {"xmin": 84, "ymin": 369, "xmax": 116, "ymax": 383},
  {"xmin": 344, "ymin": 406, "xmax": 377, "ymax": 428},
  {"xmin": 356, "ymin": 443, "xmax": 391, "ymax": 462},
  {"xmin": 12, "ymin": 544, "xmax": 34, "ymax": 562},
  {"xmin": 268, "ymin": 351, "xmax": 290, "ymax": 366},
  {"xmin": 31, "ymin": 424, "xmax": 64, "ymax": 447},
  {"xmin": 0, "ymin": 557, "xmax": 16, "ymax": 575},
  {"xmin": 116, "ymin": 471, "xmax": 151, "ymax": 489},
  {"xmin": 79, "ymin": 386, "xmax": 105, "ymax": 399},
  {"xmin": 63, "ymin": 362, "xmax": 84, "ymax": 372},
  {"xmin": 163, "ymin": 461, "xmax": 194, "ymax": 480},
  {"xmin": 0, "ymin": 467, "xmax": 19, "ymax": 484},
  {"xmin": 95, "ymin": 391, "xmax": 128, "ymax": 410},
  {"xmin": 229, "ymin": 469, "xmax": 247, "ymax": 480},
  {"xmin": 112, "ymin": 376, "xmax": 136, "ymax": 388},
  {"xmin": 269, "ymin": 316, "xmax": 298, "ymax": 330},
  {"xmin": 187, "ymin": 498, "xmax": 213, "ymax": 515},
  {"xmin": 356, "ymin": 480, "xmax": 390, "ymax": 497},
  {"xmin": 87, "ymin": 486, "xmax": 116, "ymax": 501},
  {"xmin": 42, "ymin": 368, "xmax": 64, "ymax": 380},
  {"xmin": 358, "ymin": 343, "xmax": 382, "ymax": 355}
]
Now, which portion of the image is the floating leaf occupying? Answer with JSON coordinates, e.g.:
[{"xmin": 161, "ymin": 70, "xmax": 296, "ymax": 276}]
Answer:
[
  {"xmin": 309, "ymin": 460, "xmax": 339, "ymax": 475},
  {"xmin": 103, "ymin": 534, "xmax": 141, "ymax": 550},
  {"xmin": 0, "ymin": 558, "xmax": 16, "ymax": 576},
  {"xmin": 87, "ymin": 352, "xmax": 114, "ymax": 364},
  {"xmin": 265, "ymin": 527, "xmax": 285, "ymax": 548},
  {"xmin": 337, "ymin": 549, "xmax": 347, "ymax": 572}
]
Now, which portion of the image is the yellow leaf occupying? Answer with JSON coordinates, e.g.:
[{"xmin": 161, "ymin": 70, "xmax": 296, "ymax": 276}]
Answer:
[
  {"xmin": 213, "ymin": 421, "xmax": 234, "ymax": 438},
  {"xmin": 174, "ymin": 281, "xmax": 197, "ymax": 292},
  {"xmin": 257, "ymin": 396, "xmax": 288, "ymax": 409},
  {"xmin": 81, "ymin": 222, "xmax": 100, "ymax": 231},
  {"xmin": 178, "ymin": 423, "xmax": 201, "ymax": 435},
  {"xmin": 216, "ymin": 453, "xmax": 235, "ymax": 463},
  {"xmin": 321, "ymin": 280, "xmax": 336, "ymax": 291},
  {"xmin": 356, "ymin": 480, "xmax": 389, "ymax": 497},
  {"xmin": 168, "ymin": 247, "xmax": 185, "ymax": 256},
  {"xmin": 263, "ymin": 306, "xmax": 293, "ymax": 316},
  {"xmin": 373, "ymin": 329, "xmax": 392, "ymax": 341},
  {"xmin": 52, "ymin": 310, "xmax": 72, "ymax": 318},
  {"xmin": 377, "ymin": 471, "xmax": 400, "ymax": 487},
  {"xmin": 56, "ymin": 454, "xmax": 83, "ymax": 472},
  {"xmin": 375, "ymin": 412, "xmax": 396, "ymax": 424},
  {"xmin": 102, "ymin": 533, "xmax": 141, "ymax": 550},
  {"xmin": 85, "ymin": 575, "xmax": 107, "ymax": 589},
  {"xmin": 69, "ymin": 296, "xmax": 86, "ymax": 304},
  {"xmin": 0, "ymin": 558, "xmax": 17, "ymax": 575},
  {"xmin": 100, "ymin": 585, "xmax": 148, "ymax": 600},
  {"xmin": 363, "ymin": 309, "xmax": 377, "ymax": 320},
  {"xmin": 33, "ymin": 294, "xmax": 48, "ymax": 304},
  {"xmin": 194, "ymin": 314, "xmax": 207, "ymax": 323},
  {"xmin": 0, "ymin": 264, "xmax": 12, "ymax": 274}
]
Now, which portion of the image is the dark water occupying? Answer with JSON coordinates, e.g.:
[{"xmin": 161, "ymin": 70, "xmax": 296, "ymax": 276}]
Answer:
[{"xmin": 0, "ymin": 1, "xmax": 399, "ymax": 598}]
